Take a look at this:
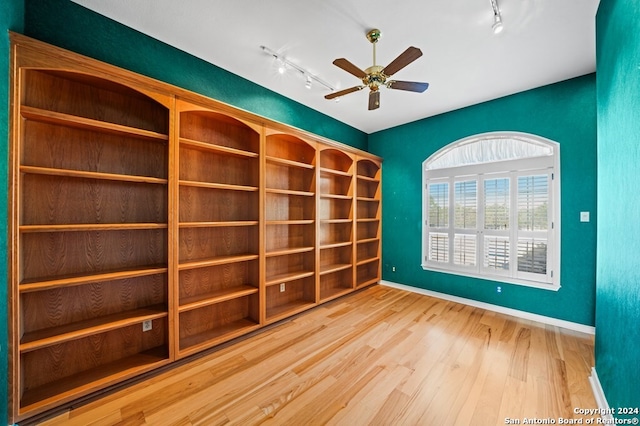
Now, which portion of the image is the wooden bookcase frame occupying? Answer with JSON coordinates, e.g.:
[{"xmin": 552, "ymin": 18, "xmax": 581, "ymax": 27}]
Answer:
[{"xmin": 6, "ymin": 33, "xmax": 382, "ymax": 423}]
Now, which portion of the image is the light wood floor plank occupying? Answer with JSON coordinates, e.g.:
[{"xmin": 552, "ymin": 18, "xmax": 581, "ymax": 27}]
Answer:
[{"xmin": 32, "ymin": 286, "xmax": 596, "ymax": 426}]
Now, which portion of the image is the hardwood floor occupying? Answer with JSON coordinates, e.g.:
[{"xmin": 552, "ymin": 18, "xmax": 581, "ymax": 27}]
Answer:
[{"xmin": 35, "ymin": 285, "xmax": 596, "ymax": 426}]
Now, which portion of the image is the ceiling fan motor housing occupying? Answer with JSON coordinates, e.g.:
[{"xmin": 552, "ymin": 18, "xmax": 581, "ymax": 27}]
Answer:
[{"xmin": 364, "ymin": 65, "xmax": 386, "ymax": 90}]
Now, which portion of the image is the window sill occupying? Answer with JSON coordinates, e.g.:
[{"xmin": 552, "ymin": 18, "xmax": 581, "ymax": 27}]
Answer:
[{"xmin": 421, "ymin": 263, "xmax": 560, "ymax": 291}]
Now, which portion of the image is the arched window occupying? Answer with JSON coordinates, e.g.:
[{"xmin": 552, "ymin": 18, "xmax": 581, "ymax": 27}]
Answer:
[{"xmin": 422, "ymin": 132, "xmax": 560, "ymax": 290}]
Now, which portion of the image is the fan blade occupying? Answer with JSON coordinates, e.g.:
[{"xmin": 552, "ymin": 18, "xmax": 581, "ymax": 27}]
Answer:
[
  {"xmin": 333, "ymin": 58, "xmax": 368, "ymax": 79},
  {"xmin": 368, "ymin": 90, "xmax": 380, "ymax": 110},
  {"xmin": 382, "ymin": 46, "xmax": 423, "ymax": 76},
  {"xmin": 325, "ymin": 86, "xmax": 365, "ymax": 100},
  {"xmin": 388, "ymin": 80, "xmax": 429, "ymax": 93}
]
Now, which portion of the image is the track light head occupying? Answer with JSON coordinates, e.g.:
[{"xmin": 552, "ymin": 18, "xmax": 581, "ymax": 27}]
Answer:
[
  {"xmin": 492, "ymin": 14, "xmax": 504, "ymax": 34},
  {"xmin": 260, "ymin": 45, "xmax": 334, "ymax": 91},
  {"xmin": 490, "ymin": 0, "xmax": 504, "ymax": 35}
]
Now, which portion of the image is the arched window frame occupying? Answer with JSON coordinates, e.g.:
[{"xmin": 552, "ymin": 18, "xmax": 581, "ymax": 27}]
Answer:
[{"xmin": 422, "ymin": 131, "xmax": 561, "ymax": 290}]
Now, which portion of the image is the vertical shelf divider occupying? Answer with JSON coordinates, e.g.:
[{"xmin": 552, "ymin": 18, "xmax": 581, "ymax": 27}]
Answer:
[{"xmin": 169, "ymin": 96, "xmax": 180, "ymax": 361}]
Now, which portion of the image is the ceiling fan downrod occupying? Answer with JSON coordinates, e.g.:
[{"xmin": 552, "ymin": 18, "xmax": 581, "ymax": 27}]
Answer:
[{"xmin": 366, "ymin": 28, "xmax": 381, "ymax": 66}]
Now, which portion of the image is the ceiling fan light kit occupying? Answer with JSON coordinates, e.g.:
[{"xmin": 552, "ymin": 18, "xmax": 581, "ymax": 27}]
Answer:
[{"xmin": 325, "ymin": 28, "xmax": 429, "ymax": 110}]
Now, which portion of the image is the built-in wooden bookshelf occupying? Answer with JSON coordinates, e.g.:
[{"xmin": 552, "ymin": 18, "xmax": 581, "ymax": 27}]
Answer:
[
  {"xmin": 8, "ymin": 33, "xmax": 381, "ymax": 423},
  {"xmin": 318, "ymin": 146, "xmax": 355, "ymax": 302},
  {"xmin": 264, "ymin": 132, "xmax": 317, "ymax": 322},
  {"xmin": 12, "ymin": 67, "xmax": 172, "ymax": 417},
  {"xmin": 355, "ymin": 157, "xmax": 382, "ymax": 288},
  {"xmin": 175, "ymin": 101, "xmax": 262, "ymax": 356}
]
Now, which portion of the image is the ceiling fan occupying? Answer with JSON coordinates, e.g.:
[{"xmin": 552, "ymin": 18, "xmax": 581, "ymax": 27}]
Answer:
[{"xmin": 325, "ymin": 29, "xmax": 429, "ymax": 110}]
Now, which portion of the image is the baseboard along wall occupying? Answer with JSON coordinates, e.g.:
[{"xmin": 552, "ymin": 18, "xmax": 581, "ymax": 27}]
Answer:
[{"xmin": 380, "ymin": 280, "xmax": 596, "ymax": 335}]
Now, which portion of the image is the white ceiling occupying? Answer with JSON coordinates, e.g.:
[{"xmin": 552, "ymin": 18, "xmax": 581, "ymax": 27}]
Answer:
[{"xmin": 71, "ymin": 0, "xmax": 600, "ymax": 134}]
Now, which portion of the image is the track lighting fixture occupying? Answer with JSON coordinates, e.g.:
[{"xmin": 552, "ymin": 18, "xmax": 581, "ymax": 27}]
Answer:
[
  {"xmin": 490, "ymin": 0, "xmax": 504, "ymax": 34},
  {"xmin": 260, "ymin": 45, "xmax": 334, "ymax": 91}
]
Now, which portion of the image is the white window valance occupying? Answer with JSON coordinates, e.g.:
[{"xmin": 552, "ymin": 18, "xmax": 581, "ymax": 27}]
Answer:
[{"xmin": 425, "ymin": 132, "xmax": 555, "ymax": 170}]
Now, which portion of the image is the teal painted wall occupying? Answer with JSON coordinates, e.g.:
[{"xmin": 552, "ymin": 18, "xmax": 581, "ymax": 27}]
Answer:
[
  {"xmin": 595, "ymin": 0, "xmax": 640, "ymax": 415},
  {"xmin": 23, "ymin": 0, "xmax": 367, "ymax": 150},
  {"xmin": 2, "ymin": 1, "xmax": 24, "ymax": 424},
  {"xmin": 369, "ymin": 74, "xmax": 597, "ymax": 326}
]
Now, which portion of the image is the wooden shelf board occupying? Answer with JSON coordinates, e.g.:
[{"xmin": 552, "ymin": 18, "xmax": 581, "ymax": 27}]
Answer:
[
  {"xmin": 357, "ymin": 175, "xmax": 379, "ymax": 182},
  {"xmin": 319, "ymin": 263, "xmax": 352, "ymax": 275},
  {"xmin": 265, "ymin": 188, "xmax": 315, "ymax": 197},
  {"xmin": 20, "ymin": 223, "xmax": 167, "ymax": 233},
  {"xmin": 357, "ymin": 197, "xmax": 380, "ymax": 202},
  {"xmin": 357, "ymin": 257, "xmax": 380, "ymax": 267},
  {"xmin": 266, "ymin": 155, "xmax": 314, "ymax": 169},
  {"xmin": 179, "ymin": 180, "xmax": 258, "ymax": 192},
  {"xmin": 265, "ymin": 270, "xmax": 315, "ymax": 287},
  {"xmin": 19, "ymin": 347, "xmax": 169, "ymax": 414},
  {"xmin": 20, "ymin": 305, "xmax": 168, "ymax": 353},
  {"xmin": 319, "ymin": 193, "xmax": 352, "ymax": 200},
  {"xmin": 320, "ymin": 241, "xmax": 353, "ymax": 250},
  {"xmin": 19, "ymin": 266, "xmax": 168, "ymax": 293},
  {"xmin": 21, "ymin": 105, "xmax": 169, "ymax": 142},
  {"xmin": 266, "ymin": 300, "xmax": 315, "ymax": 323},
  {"xmin": 320, "ymin": 218, "xmax": 353, "ymax": 224},
  {"xmin": 20, "ymin": 165, "xmax": 168, "ymax": 185},
  {"xmin": 179, "ymin": 221, "xmax": 259, "ymax": 228},
  {"xmin": 356, "ymin": 218, "xmax": 380, "ymax": 223},
  {"xmin": 357, "ymin": 237, "xmax": 380, "ymax": 245},
  {"xmin": 357, "ymin": 278, "xmax": 380, "ymax": 288},
  {"xmin": 180, "ymin": 137, "xmax": 259, "ymax": 158},
  {"xmin": 179, "ymin": 254, "xmax": 259, "ymax": 271},
  {"xmin": 179, "ymin": 285, "xmax": 259, "ymax": 313},
  {"xmin": 265, "ymin": 246, "xmax": 315, "ymax": 257},
  {"xmin": 178, "ymin": 318, "xmax": 259, "ymax": 353},
  {"xmin": 319, "ymin": 167, "xmax": 352, "ymax": 177},
  {"xmin": 266, "ymin": 220, "xmax": 315, "ymax": 226}
]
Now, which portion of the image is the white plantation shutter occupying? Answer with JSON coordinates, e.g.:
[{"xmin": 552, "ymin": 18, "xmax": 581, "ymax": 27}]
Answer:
[
  {"xmin": 454, "ymin": 180, "xmax": 477, "ymax": 229},
  {"xmin": 484, "ymin": 178, "xmax": 510, "ymax": 231},
  {"xmin": 454, "ymin": 234, "xmax": 476, "ymax": 266},
  {"xmin": 517, "ymin": 238, "xmax": 547, "ymax": 274},
  {"xmin": 484, "ymin": 236, "xmax": 510, "ymax": 271},
  {"xmin": 453, "ymin": 180, "xmax": 477, "ymax": 267},
  {"xmin": 428, "ymin": 182, "xmax": 448, "ymax": 228},
  {"xmin": 516, "ymin": 174, "xmax": 550, "ymax": 278},
  {"xmin": 422, "ymin": 132, "xmax": 559, "ymax": 290},
  {"xmin": 429, "ymin": 233, "xmax": 449, "ymax": 263},
  {"xmin": 518, "ymin": 175, "xmax": 548, "ymax": 232},
  {"xmin": 427, "ymin": 182, "xmax": 449, "ymax": 263}
]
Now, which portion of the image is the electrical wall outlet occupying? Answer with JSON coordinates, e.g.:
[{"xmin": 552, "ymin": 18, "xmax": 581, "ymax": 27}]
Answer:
[
  {"xmin": 142, "ymin": 320, "xmax": 153, "ymax": 332},
  {"xmin": 280, "ymin": 283, "xmax": 286, "ymax": 292}
]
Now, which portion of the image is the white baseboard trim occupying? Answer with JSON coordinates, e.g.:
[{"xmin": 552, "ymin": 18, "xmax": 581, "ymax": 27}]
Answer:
[
  {"xmin": 589, "ymin": 367, "xmax": 615, "ymax": 421},
  {"xmin": 380, "ymin": 280, "xmax": 596, "ymax": 335}
]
